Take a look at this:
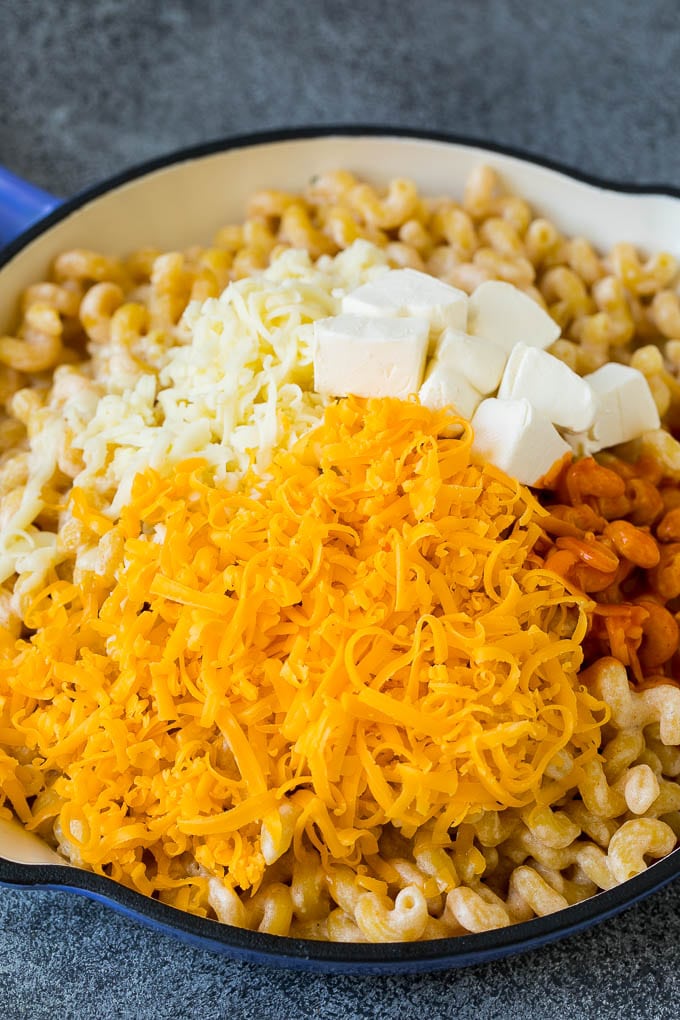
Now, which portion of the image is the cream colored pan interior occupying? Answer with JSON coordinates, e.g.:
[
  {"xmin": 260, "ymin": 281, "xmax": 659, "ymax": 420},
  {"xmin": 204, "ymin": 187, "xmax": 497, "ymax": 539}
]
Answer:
[{"xmin": 2, "ymin": 133, "xmax": 680, "ymax": 337}]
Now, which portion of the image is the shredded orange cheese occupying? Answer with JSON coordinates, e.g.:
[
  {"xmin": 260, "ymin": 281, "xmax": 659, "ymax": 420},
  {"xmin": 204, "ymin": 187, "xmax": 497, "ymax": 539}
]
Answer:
[{"xmin": 0, "ymin": 396, "xmax": 607, "ymax": 910}]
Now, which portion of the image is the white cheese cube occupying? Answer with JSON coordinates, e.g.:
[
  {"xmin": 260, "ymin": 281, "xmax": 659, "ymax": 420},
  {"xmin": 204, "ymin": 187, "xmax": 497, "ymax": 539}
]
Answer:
[
  {"xmin": 342, "ymin": 269, "xmax": 468, "ymax": 347},
  {"xmin": 468, "ymin": 280, "xmax": 560, "ymax": 353},
  {"xmin": 471, "ymin": 397, "xmax": 572, "ymax": 486},
  {"xmin": 497, "ymin": 343, "xmax": 595, "ymax": 432},
  {"xmin": 419, "ymin": 361, "xmax": 483, "ymax": 420},
  {"xmin": 582, "ymin": 363, "xmax": 661, "ymax": 451},
  {"xmin": 435, "ymin": 329, "xmax": 507, "ymax": 395},
  {"xmin": 313, "ymin": 313, "xmax": 428, "ymax": 398}
]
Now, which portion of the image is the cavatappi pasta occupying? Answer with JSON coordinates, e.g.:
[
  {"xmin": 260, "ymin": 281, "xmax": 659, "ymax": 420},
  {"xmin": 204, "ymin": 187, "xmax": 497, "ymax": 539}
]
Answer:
[{"xmin": 1, "ymin": 167, "xmax": 680, "ymax": 943}]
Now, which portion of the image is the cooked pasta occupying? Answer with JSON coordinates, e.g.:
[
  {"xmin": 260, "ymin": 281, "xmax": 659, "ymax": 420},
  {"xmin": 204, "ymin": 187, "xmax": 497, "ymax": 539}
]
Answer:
[{"xmin": 1, "ymin": 166, "xmax": 680, "ymax": 942}]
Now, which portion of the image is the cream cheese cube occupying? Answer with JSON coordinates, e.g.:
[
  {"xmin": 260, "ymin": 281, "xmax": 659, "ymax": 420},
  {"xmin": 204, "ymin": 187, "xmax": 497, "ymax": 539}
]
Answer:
[
  {"xmin": 419, "ymin": 361, "xmax": 483, "ymax": 419},
  {"xmin": 435, "ymin": 329, "xmax": 508, "ymax": 395},
  {"xmin": 342, "ymin": 269, "xmax": 468, "ymax": 347},
  {"xmin": 497, "ymin": 343, "xmax": 595, "ymax": 432},
  {"xmin": 468, "ymin": 280, "xmax": 560, "ymax": 353},
  {"xmin": 580, "ymin": 363, "xmax": 661, "ymax": 452},
  {"xmin": 471, "ymin": 397, "xmax": 572, "ymax": 486},
  {"xmin": 313, "ymin": 313, "xmax": 429, "ymax": 398}
]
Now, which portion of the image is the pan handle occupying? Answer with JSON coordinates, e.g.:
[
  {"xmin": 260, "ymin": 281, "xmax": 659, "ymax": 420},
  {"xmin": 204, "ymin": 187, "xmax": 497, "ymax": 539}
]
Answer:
[{"xmin": 0, "ymin": 166, "xmax": 61, "ymax": 247}]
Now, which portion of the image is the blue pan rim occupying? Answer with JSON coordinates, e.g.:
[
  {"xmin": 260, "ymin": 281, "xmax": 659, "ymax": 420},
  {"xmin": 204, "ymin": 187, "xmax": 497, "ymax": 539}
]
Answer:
[
  {"xmin": 1, "ymin": 123, "xmax": 679, "ymax": 973},
  {"xmin": 2, "ymin": 850, "xmax": 680, "ymax": 974}
]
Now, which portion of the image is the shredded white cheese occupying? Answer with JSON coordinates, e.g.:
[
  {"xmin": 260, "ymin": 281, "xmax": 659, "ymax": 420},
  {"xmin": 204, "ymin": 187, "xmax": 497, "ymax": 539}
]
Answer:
[{"xmin": 1, "ymin": 241, "xmax": 389, "ymax": 592}]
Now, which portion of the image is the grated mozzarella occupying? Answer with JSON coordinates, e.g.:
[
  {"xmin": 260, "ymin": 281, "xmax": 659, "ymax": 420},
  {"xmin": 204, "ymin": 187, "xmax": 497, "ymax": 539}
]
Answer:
[{"xmin": 1, "ymin": 241, "xmax": 389, "ymax": 591}]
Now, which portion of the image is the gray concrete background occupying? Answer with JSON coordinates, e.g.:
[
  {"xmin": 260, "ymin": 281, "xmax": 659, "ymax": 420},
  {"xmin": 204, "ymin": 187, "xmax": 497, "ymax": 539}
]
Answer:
[{"xmin": 1, "ymin": 0, "xmax": 680, "ymax": 1017}]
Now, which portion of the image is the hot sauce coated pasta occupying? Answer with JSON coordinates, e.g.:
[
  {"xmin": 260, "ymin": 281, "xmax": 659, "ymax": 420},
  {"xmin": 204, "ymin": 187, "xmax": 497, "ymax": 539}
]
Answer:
[{"xmin": 1, "ymin": 167, "xmax": 680, "ymax": 942}]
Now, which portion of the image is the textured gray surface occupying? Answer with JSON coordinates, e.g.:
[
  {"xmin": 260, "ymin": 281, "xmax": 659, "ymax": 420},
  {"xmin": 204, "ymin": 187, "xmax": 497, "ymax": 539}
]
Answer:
[
  {"xmin": 1, "ymin": 1, "xmax": 680, "ymax": 1017},
  {"xmin": 2, "ymin": 0, "xmax": 680, "ymax": 195},
  {"xmin": 2, "ymin": 882, "xmax": 680, "ymax": 1020}
]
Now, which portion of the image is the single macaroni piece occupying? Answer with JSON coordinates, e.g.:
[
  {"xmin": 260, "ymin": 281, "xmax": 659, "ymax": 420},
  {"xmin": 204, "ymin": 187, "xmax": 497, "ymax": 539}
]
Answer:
[
  {"xmin": 451, "ymin": 824, "xmax": 487, "ymax": 884},
  {"xmin": 463, "ymin": 165, "xmax": 500, "ymax": 219},
  {"xmin": 388, "ymin": 858, "xmax": 442, "ymax": 907},
  {"xmin": 326, "ymin": 909, "xmax": 366, "ymax": 943},
  {"xmin": 326, "ymin": 867, "xmax": 363, "ymax": 918},
  {"xmin": 245, "ymin": 882, "xmax": 294, "ymax": 936},
  {"xmin": 602, "ymin": 729, "xmax": 646, "ymax": 782},
  {"xmin": 540, "ymin": 266, "xmax": 592, "ymax": 327},
  {"xmin": 519, "ymin": 805, "xmax": 581, "ymax": 850},
  {"xmin": 79, "ymin": 282, "xmax": 125, "ymax": 344},
  {"xmin": 348, "ymin": 178, "xmax": 420, "ymax": 231},
  {"xmin": 413, "ymin": 843, "xmax": 460, "ymax": 893},
  {"xmin": 473, "ymin": 247, "xmax": 535, "ymax": 288},
  {"xmin": 584, "ymin": 658, "xmax": 680, "ymax": 746},
  {"xmin": 354, "ymin": 886, "xmax": 429, "ymax": 942},
  {"xmin": 478, "ymin": 216, "xmax": 524, "ymax": 258},
  {"xmin": 430, "ymin": 205, "xmax": 477, "ymax": 257},
  {"xmin": 291, "ymin": 857, "xmax": 330, "ymax": 922},
  {"xmin": 208, "ymin": 878, "xmax": 247, "ymax": 927},
  {"xmin": 606, "ymin": 819, "xmax": 677, "ymax": 884},
  {"xmin": 260, "ymin": 801, "xmax": 298, "ymax": 865},
  {"xmin": 577, "ymin": 759, "xmax": 627, "ymax": 820},
  {"xmin": 507, "ymin": 865, "xmax": 570, "ymax": 919},
  {"xmin": 524, "ymin": 218, "xmax": 563, "ymax": 267},
  {"xmin": 445, "ymin": 885, "xmax": 510, "ymax": 934},
  {"xmin": 572, "ymin": 845, "xmax": 617, "ymax": 891},
  {"xmin": 620, "ymin": 764, "xmax": 660, "ymax": 815},
  {"xmin": 650, "ymin": 291, "xmax": 680, "ymax": 338}
]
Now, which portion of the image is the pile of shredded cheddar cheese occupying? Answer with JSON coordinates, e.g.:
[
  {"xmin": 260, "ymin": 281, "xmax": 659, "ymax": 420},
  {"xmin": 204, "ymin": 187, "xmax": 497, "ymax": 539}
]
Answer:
[{"xmin": 0, "ymin": 397, "xmax": 608, "ymax": 911}]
